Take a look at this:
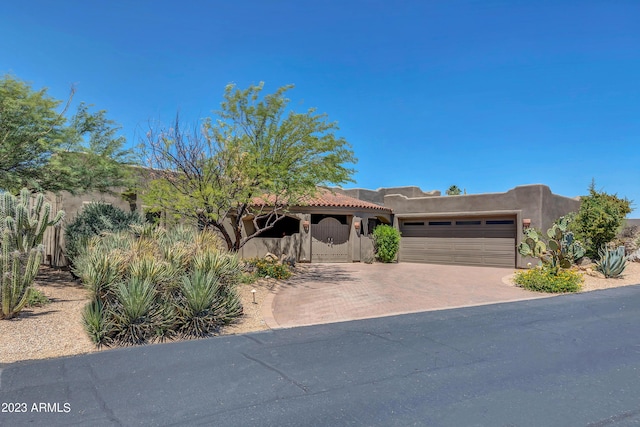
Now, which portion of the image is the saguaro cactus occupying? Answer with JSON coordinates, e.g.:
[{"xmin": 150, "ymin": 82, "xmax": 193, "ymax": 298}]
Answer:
[{"xmin": 0, "ymin": 188, "xmax": 65, "ymax": 252}]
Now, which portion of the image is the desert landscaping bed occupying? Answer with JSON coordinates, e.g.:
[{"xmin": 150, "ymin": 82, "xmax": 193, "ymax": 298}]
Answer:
[{"xmin": 2, "ymin": 263, "xmax": 640, "ymax": 365}]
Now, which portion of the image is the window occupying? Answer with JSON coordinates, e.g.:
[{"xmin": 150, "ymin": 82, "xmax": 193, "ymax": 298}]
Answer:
[
  {"xmin": 456, "ymin": 220, "xmax": 481, "ymax": 226},
  {"xmin": 428, "ymin": 221, "xmax": 452, "ymax": 226},
  {"xmin": 403, "ymin": 221, "xmax": 425, "ymax": 226},
  {"xmin": 486, "ymin": 219, "xmax": 515, "ymax": 225},
  {"xmin": 254, "ymin": 215, "xmax": 300, "ymax": 238}
]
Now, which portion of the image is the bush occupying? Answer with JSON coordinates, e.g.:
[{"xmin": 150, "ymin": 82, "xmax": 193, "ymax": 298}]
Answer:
[
  {"xmin": 571, "ymin": 182, "xmax": 632, "ymax": 259},
  {"xmin": 26, "ymin": 288, "xmax": 50, "ymax": 307},
  {"xmin": 372, "ymin": 224, "xmax": 401, "ymax": 263},
  {"xmin": 246, "ymin": 258, "xmax": 292, "ymax": 280},
  {"xmin": 514, "ymin": 266, "xmax": 583, "ymax": 293},
  {"xmin": 74, "ymin": 225, "xmax": 243, "ymax": 347},
  {"xmin": 64, "ymin": 202, "xmax": 143, "ymax": 265}
]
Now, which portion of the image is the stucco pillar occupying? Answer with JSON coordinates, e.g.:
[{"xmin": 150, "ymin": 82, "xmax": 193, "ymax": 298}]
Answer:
[
  {"xmin": 351, "ymin": 216, "xmax": 362, "ymax": 262},
  {"xmin": 298, "ymin": 213, "xmax": 312, "ymax": 262}
]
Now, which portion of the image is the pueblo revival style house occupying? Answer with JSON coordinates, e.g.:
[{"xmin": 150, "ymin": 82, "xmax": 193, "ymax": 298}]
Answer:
[{"xmin": 44, "ymin": 184, "xmax": 579, "ymax": 269}]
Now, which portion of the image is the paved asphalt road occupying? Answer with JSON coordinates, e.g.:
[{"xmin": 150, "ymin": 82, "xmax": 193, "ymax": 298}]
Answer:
[{"xmin": 2, "ymin": 285, "xmax": 640, "ymax": 426}]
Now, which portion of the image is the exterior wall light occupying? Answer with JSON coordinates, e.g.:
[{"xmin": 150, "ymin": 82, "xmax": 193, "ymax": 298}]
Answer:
[
  {"xmin": 302, "ymin": 220, "xmax": 310, "ymax": 233},
  {"xmin": 354, "ymin": 222, "xmax": 361, "ymax": 233},
  {"xmin": 523, "ymin": 218, "xmax": 531, "ymax": 229}
]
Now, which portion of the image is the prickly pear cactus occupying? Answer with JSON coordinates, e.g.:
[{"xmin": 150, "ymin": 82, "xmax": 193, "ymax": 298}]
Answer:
[
  {"xmin": 518, "ymin": 228, "xmax": 547, "ymax": 258},
  {"xmin": 519, "ymin": 215, "xmax": 585, "ymax": 274}
]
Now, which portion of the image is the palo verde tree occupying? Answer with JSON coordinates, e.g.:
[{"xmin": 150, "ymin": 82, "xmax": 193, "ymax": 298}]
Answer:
[
  {"xmin": 0, "ymin": 74, "xmax": 134, "ymax": 194},
  {"xmin": 142, "ymin": 82, "xmax": 356, "ymax": 252}
]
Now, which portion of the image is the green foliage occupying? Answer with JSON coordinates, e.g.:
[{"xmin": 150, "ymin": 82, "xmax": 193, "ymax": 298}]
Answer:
[
  {"xmin": 446, "ymin": 185, "xmax": 462, "ymax": 196},
  {"xmin": 26, "ymin": 288, "xmax": 50, "ymax": 307},
  {"xmin": 83, "ymin": 298, "xmax": 112, "ymax": 347},
  {"xmin": 0, "ymin": 74, "xmax": 135, "ymax": 194},
  {"xmin": 64, "ymin": 202, "xmax": 143, "ymax": 265},
  {"xmin": 372, "ymin": 224, "xmax": 401, "ymax": 263},
  {"xmin": 141, "ymin": 82, "xmax": 356, "ymax": 252},
  {"xmin": 74, "ymin": 225, "xmax": 243, "ymax": 346},
  {"xmin": 517, "ymin": 216, "xmax": 585, "ymax": 274},
  {"xmin": 247, "ymin": 258, "xmax": 292, "ymax": 280},
  {"xmin": 0, "ymin": 189, "xmax": 62, "ymax": 319},
  {"xmin": 175, "ymin": 269, "xmax": 223, "ymax": 338},
  {"xmin": 596, "ymin": 246, "xmax": 628, "ymax": 278},
  {"xmin": 514, "ymin": 266, "xmax": 583, "ymax": 293},
  {"xmin": 571, "ymin": 182, "xmax": 632, "ymax": 259}
]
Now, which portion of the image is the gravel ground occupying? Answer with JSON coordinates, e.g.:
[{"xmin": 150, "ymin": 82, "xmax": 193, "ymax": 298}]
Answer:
[{"xmin": 1, "ymin": 263, "xmax": 639, "ymax": 364}]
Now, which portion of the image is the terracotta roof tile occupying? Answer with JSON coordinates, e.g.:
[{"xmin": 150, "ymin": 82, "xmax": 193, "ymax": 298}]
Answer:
[
  {"xmin": 303, "ymin": 188, "xmax": 391, "ymax": 211},
  {"xmin": 253, "ymin": 188, "xmax": 391, "ymax": 212}
]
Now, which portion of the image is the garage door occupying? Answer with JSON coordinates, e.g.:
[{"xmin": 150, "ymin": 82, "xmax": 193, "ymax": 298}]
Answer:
[{"xmin": 398, "ymin": 217, "xmax": 516, "ymax": 267}]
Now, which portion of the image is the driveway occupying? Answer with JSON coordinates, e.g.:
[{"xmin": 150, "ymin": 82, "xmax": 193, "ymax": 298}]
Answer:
[{"xmin": 266, "ymin": 262, "xmax": 548, "ymax": 328}]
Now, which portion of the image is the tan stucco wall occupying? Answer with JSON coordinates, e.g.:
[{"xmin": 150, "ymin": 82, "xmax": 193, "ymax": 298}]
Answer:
[
  {"xmin": 333, "ymin": 186, "xmax": 440, "ymax": 206},
  {"xmin": 43, "ymin": 189, "xmax": 138, "ymax": 266}
]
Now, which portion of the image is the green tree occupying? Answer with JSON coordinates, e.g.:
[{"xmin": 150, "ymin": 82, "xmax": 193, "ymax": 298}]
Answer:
[
  {"xmin": 446, "ymin": 185, "xmax": 462, "ymax": 195},
  {"xmin": 0, "ymin": 74, "xmax": 134, "ymax": 194},
  {"xmin": 142, "ymin": 82, "xmax": 356, "ymax": 251},
  {"xmin": 571, "ymin": 181, "xmax": 632, "ymax": 259}
]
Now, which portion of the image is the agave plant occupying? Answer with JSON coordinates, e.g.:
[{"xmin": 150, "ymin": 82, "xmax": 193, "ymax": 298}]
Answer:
[{"xmin": 596, "ymin": 246, "xmax": 628, "ymax": 278}]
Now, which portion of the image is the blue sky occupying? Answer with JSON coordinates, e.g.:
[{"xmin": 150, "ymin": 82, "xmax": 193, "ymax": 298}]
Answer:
[{"xmin": 1, "ymin": 1, "xmax": 639, "ymax": 213}]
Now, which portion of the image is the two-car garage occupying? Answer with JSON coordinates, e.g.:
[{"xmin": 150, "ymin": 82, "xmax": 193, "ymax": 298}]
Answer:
[{"xmin": 398, "ymin": 216, "xmax": 517, "ymax": 268}]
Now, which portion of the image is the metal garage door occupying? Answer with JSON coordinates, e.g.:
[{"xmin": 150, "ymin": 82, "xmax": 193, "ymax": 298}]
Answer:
[{"xmin": 398, "ymin": 217, "xmax": 516, "ymax": 267}]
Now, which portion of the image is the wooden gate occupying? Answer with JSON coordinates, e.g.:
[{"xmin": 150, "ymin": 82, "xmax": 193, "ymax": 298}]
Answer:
[{"xmin": 311, "ymin": 217, "xmax": 350, "ymax": 262}]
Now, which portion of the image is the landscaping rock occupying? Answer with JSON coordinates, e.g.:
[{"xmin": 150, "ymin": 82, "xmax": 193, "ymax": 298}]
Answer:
[{"xmin": 264, "ymin": 252, "xmax": 278, "ymax": 262}]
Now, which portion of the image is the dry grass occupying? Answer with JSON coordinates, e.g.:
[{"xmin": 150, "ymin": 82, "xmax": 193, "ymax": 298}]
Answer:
[{"xmin": 2, "ymin": 262, "xmax": 639, "ymax": 364}]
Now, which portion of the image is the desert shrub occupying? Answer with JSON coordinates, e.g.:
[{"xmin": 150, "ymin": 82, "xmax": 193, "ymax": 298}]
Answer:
[
  {"xmin": 26, "ymin": 288, "xmax": 50, "ymax": 307},
  {"xmin": 83, "ymin": 298, "xmax": 112, "ymax": 347},
  {"xmin": 372, "ymin": 224, "xmax": 401, "ymax": 263},
  {"xmin": 247, "ymin": 258, "xmax": 292, "ymax": 280},
  {"xmin": 74, "ymin": 225, "xmax": 243, "ymax": 346},
  {"xmin": 570, "ymin": 182, "xmax": 632, "ymax": 259},
  {"xmin": 514, "ymin": 266, "xmax": 583, "ymax": 293},
  {"xmin": 64, "ymin": 202, "xmax": 143, "ymax": 265},
  {"xmin": 175, "ymin": 269, "xmax": 223, "ymax": 338}
]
